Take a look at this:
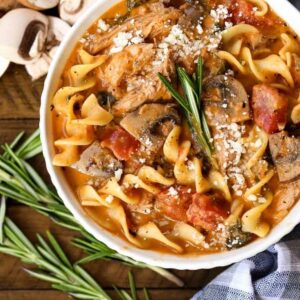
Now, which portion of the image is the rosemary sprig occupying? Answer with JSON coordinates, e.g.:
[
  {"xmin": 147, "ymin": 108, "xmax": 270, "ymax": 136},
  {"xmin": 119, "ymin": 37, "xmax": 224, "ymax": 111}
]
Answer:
[
  {"xmin": 158, "ymin": 57, "xmax": 216, "ymax": 167},
  {"xmin": 113, "ymin": 271, "xmax": 151, "ymax": 300},
  {"xmin": 0, "ymin": 198, "xmax": 151, "ymax": 300},
  {"xmin": 0, "ymin": 130, "xmax": 183, "ymax": 287},
  {"xmin": 0, "ymin": 198, "xmax": 111, "ymax": 300}
]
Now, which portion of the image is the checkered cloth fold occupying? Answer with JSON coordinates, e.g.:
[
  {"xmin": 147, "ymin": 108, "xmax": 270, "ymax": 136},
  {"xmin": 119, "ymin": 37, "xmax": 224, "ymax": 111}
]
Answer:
[
  {"xmin": 191, "ymin": 225, "xmax": 300, "ymax": 300},
  {"xmin": 293, "ymin": 0, "xmax": 300, "ymax": 8}
]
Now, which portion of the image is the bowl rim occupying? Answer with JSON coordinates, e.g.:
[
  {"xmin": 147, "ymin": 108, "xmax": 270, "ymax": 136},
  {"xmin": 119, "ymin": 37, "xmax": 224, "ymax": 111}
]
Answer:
[{"xmin": 40, "ymin": 0, "xmax": 300, "ymax": 270}]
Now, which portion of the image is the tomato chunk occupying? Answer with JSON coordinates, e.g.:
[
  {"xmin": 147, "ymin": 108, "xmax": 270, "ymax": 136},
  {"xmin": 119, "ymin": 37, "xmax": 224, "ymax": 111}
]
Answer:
[
  {"xmin": 229, "ymin": 0, "xmax": 273, "ymax": 27},
  {"xmin": 251, "ymin": 84, "xmax": 288, "ymax": 134},
  {"xmin": 101, "ymin": 126, "xmax": 140, "ymax": 161},
  {"xmin": 155, "ymin": 187, "xmax": 193, "ymax": 222},
  {"xmin": 186, "ymin": 194, "xmax": 229, "ymax": 231}
]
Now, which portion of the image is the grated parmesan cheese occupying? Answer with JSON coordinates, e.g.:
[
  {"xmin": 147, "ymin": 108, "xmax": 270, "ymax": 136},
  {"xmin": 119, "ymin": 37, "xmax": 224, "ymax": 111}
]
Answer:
[
  {"xmin": 168, "ymin": 186, "xmax": 178, "ymax": 197},
  {"xmin": 114, "ymin": 169, "xmax": 123, "ymax": 181},
  {"xmin": 139, "ymin": 158, "xmax": 146, "ymax": 164},
  {"xmin": 110, "ymin": 30, "xmax": 145, "ymax": 54},
  {"xmin": 97, "ymin": 19, "xmax": 109, "ymax": 32},
  {"xmin": 247, "ymin": 194, "xmax": 257, "ymax": 201},
  {"xmin": 105, "ymin": 195, "xmax": 114, "ymax": 204}
]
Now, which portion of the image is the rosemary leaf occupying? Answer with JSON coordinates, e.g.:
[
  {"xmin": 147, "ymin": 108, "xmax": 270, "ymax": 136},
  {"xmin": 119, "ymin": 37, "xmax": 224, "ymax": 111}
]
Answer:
[
  {"xmin": 201, "ymin": 110, "xmax": 214, "ymax": 152},
  {"xmin": 158, "ymin": 73, "xmax": 191, "ymax": 113},
  {"xmin": 0, "ymin": 196, "xmax": 5, "ymax": 243},
  {"xmin": 128, "ymin": 271, "xmax": 137, "ymax": 300},
  {"xmin": 143, "ymin": 288, "xmax": 151, "ymax": 300},
  {"xmin": 196, "ymin": 57, "xmax": 203, "ymax": 98}
]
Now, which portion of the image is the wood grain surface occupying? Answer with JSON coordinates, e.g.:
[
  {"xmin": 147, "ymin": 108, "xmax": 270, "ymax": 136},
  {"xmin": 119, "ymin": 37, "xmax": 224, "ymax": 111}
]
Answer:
[{"xmin": 0, "ymin": 64, "xmax": 225, "ymax": 300}]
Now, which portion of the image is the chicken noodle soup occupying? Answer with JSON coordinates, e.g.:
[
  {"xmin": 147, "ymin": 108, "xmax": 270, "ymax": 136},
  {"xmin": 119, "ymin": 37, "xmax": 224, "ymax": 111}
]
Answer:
[{"xmin": 51, "ymin": 0, "xmax": 300, "ymax": 255}]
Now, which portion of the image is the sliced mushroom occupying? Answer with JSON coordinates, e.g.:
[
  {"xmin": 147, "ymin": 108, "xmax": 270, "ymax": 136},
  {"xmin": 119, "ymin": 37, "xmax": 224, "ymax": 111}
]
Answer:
[
  {"xmin": 202, "ymin": 75, "xmax": 251, "ymax": 126},
  {"xmin": 0, "ymin": 56, "xmax": 10, "ymax": 78},
  {"xmin": 120, "ymin": 103, "xmax": 180, "ymax": 153},
  {"xmin": 59, "ymin": 0, "xmax": 94, "ymax": 25},
  {"xmin": 269, "ymin": 131, "xmax": 300, "ymax": 182},
  {"xmin": 18, "ymin": 0, "xmax": 59, "ymax": 10},
  {"xmin": 0, "ymin": 0, "xmax": 18, "ymax": 11},
  {"xmin": 71, "ymin": 141, "xmax": 123, "ymax": 179},
  {"xmin": 25, "ymin": 16, "xmax": 70, "ymax": 80},
  {"xmin": 0, "ymin": 8, "xmax": 48, "ymax": 64}
]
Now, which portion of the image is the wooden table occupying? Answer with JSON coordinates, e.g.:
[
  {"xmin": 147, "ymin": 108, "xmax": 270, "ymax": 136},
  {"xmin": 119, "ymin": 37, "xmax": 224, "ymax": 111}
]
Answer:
[{"xmin": 0, "ymin": 64, "xmax": 224, "ymax": 300}]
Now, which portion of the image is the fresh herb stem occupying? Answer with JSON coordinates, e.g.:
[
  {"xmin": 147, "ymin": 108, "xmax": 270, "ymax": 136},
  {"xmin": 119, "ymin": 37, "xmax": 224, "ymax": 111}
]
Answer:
[
  {"xmin": 159, "ymin": 57, "xmax": 216, "ymax": 168},
  {"xmin": 0, "ymin": 199, "xmax": 111, "ymax": 300},
  {"xmin": 0, "ymin": 196, "xmax": 152, "ymax": 300},
  {"xmin": 0, "ymin": 130, "xmax": 183, "ymax": 287}
]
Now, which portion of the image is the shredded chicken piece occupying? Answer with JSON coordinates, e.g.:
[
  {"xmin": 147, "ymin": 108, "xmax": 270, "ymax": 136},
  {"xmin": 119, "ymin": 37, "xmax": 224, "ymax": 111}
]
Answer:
[
  {"xmin": 113, "ymin": 50, "xmax": 175, "ymax": 114},
  {"xmin": 84, "ymin": 4, "xmax": 182, "ymax": 55},
  {"xmin": 98, "ymin": 44, "xmax": 155, "ymax": 95},
  {"xmin": 98, "ymin": 43, "xmax": 175, "ymax": 115}
]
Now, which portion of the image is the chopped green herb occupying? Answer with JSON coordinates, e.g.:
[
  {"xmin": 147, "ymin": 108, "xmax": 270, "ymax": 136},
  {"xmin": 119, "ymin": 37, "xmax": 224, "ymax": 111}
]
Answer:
[{"xmin": 226, "ymin": 220, "xmax": 252, "ymax": 249}]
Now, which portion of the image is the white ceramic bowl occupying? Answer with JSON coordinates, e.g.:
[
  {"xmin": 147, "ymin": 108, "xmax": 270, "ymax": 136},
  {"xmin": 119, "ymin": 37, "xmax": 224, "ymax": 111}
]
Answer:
[{"xmin": 40, "ymin": 0, "xmax": 300, "ymax": 270}]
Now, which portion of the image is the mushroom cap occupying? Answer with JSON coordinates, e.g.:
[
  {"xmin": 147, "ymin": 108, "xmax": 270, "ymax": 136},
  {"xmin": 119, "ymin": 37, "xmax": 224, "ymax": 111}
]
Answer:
[
  {"xmin": 203, "ymin": 75, "xmax": 251, "ymax": 126},
  {"xmin": 0, "ymin": 8, "xmax": 49, "ymax": 64},
  {"xmin": 17, "ymin": 0, "xmax": 59, "ymax": 10},
  {"xmin": 59, "ymin": 0, "xmax": 94, "ymax": 25},
  {"xmin": 0, "ymin": 56, "xmax": 10, "ymax": 78},
  {"xmin": 47, "ymin": 16, "xmax": 71, "ymax": 43},
  {"xmin": 26, "ymin": 17, "xmax": 70, "ymax": 81}
]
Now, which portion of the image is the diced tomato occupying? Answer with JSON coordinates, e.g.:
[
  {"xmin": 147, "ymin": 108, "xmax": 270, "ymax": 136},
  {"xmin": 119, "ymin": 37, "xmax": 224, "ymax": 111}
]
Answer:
[
  {"xmin": 251, "ymin": 84, "xmax": 288, "ymax": 134},
  {"xmin": 229, "ymin": 0, "xmax": 274, "ymax": 27},
  {"xmin": 155, "ymin": 186, "xmax": 194, "ymax": 222},
  {"xmin": 186, "ymin": 194, "xmax": 229, "ymax": 231},
  {"xmin": 101, "ymin": 126, "xmax": 140, "ymax": 161}
]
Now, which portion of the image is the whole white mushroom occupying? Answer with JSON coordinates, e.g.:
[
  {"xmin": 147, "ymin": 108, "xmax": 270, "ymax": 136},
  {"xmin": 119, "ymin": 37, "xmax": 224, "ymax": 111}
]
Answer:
[
  {"xmin": 0, "ymin": 56, "xmax": 10, "ymax": 78},
  {"xmin": 0, "ymin": 8, "xmax": 49, "ymax": 65},
  {"xmin": 59, "ymin": 0, "xmax": 94, "ymax": 25},
  {"xmin": 17, "ymin": 0, "xmax": 59, "ymax": 10},
  {"xmin": 26, "ymin": 16, "xmax": 70, "ymax": 80}
]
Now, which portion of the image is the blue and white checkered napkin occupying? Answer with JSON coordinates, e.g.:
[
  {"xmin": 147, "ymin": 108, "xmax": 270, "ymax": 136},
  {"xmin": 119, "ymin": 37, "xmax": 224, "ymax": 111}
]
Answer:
[
  {"xmin": 191, "ymin": 225, "xmax": 300, "ymax": 300},
  {"xmin": 293, "ymin": 0, "xmax": 300, "ymax": 9}
]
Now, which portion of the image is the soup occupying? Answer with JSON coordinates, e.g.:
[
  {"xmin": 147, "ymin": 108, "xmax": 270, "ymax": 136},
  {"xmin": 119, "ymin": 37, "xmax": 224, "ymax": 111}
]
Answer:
[{"xmin": 51, "ymin": 0, "xmax": 300, "ymax": 255}]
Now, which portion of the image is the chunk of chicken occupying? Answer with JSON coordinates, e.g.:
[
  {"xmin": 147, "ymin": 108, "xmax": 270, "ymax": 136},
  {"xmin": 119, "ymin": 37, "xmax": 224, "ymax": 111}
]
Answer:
[
  {"xmin": 270, "ymin": 178, "xmax": 300, "ymax": 223},
  {"xmin": 269, "ymin": 131, "xmax": 300, "ymax": 182},
  {"xmin": 113, "ymin": 52, "xmax": 175, "ymax": 114},
  {"xmin": 84, "ymin": 4, "xmax": 182, "ymax": 55},
  {"xmin": 98, "ymin": 44, "xmax": 155, "ymax": 99},
  {"xmin": 98, "ymin": 43, "xmax": 176, "ymax": 115}
]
